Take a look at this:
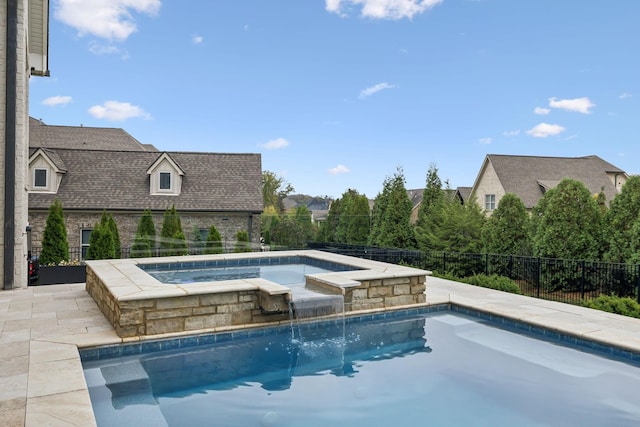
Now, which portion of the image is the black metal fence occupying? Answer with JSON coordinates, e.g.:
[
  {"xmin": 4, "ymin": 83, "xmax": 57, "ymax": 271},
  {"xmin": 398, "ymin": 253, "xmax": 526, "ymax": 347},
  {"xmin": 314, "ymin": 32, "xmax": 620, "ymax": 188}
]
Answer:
[
  {"xmin": 31, "ymin": 242, "xmax": 640, "ymax": 306},
  {"xmin": 307, "ymin": 242, "xmax": 640, "ymax": 305}
]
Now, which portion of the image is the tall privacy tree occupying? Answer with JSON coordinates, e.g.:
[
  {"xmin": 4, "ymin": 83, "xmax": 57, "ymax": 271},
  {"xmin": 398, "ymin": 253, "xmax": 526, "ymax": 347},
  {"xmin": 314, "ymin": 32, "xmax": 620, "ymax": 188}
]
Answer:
[
  {"xmin": 482, "ymin": 193, "xmax": 531, "ymax": 255},
  {"xmin": 369, "ymin": 167, "xmax": 415, "ymax": 249},
  {"xmin": 531, "ymin": 179, "xmax": 603, "ymax": 260},
  {"xmin": 319, "ymin": 197, "xmax": 342, "ymax": 243},
  {"xmin": 438, "ymin": 197, "xmax": 485, "ymax": 253},
  {"xmin": 107, "ymin": 214, "xmax": 121, "ymax": 258},
  {"xmin": 334, "ymin": 189, "xmax": 371, "ymax": 245},
  {"xmin": 160, "ymin": 205, "xmax": 187, "ymax": 256},
  {"xmin": 604, "ymin": 176, "xmax": 640, "ymax": 263},
  {"xmin": 415, "ymin": 163, "xmax": 445, "ymax": 251},
  {"xmin": 234, "ymin": 230, "xmax": 252, "ymax": 253},
  {"xmin": 293, "ymin": 205, "xmax": 315, "ymax": 242},
  {"xmin": 204, "ymin": 224, "xmax": 223, "ymax": 254},
  {"xmin": 39, "ymin": 199, "xmax": 70, "ymax": 265},
  {"xmin": 131, "ymin": 209, "xmax": 156, "ymax": 258},
  {"xmin": 86, "ymin": 211, "xmax": 116, "ymax": 260}
]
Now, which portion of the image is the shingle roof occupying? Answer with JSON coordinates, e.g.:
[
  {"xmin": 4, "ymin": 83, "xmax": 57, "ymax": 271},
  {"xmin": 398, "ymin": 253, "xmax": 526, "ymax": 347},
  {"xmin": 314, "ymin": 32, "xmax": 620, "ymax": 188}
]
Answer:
[
  {"xmin": 28, "ymin": 149, "xmax": 263, "ymax": 212},
  {"xmin": 484, "ymin": 154, "xmax": 626, "ymax": 208},
  {"xmin": 29, "ymin": 117, "xmax": 157, "ymax": 152}
]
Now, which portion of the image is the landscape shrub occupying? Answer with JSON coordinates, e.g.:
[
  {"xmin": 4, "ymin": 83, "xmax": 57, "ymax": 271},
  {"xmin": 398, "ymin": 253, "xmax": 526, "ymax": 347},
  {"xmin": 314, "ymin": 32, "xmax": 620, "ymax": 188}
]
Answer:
[
  {"xmin": 39, "ymin": 200, "xmax": 70, "ymax": 265},
  {"xmin": 464, "ymin": 274, "xmax": 521, "ymax": 294},
  {"xmin": 583, "ymin": 295, "xmax": 640, "ymax": 319}
]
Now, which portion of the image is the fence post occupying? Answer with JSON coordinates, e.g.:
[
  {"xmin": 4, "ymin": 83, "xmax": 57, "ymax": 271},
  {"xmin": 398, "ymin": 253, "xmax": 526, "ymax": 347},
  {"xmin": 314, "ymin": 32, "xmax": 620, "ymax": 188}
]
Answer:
[
  {"xmin": 536, "ymin": 257, "xmax": 541, "ymax": 298},
  {"xmin": 508, "ymin": 255, "xmax": 513, "ymax": 279},
  {"xmin": 485, "ymin": 253, "xmax": 489, "ymax": 276},
  {"xmin": 443, "ymin": 252, "xmax": 447, "ymax": 273},
  {"xmin": 580, "ymin": 260, "xmax": 585, "ymax": 300},
  {"xmin": 637, "ymin": 264, "xmax": 640, "ymax": 304}
]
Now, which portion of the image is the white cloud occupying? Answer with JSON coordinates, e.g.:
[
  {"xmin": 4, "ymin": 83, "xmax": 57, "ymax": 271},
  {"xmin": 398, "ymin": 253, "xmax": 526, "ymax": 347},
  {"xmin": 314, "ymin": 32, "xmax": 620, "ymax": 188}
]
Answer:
[
  {"xmin": 359, "ymin": 82, "xmax": 395, "ymax": 99},
  {"xmin": 42, "ymin": 96, "xmax": 72, "ymax": 107},
  {"xmin": 534, "ymin": 107, "xmax": 550, "ymax": 115},
  {"xmin": 503, "ymin": 129, "xmax": 520, "ymax": 137},
  {"xmin": 619, "ymin": 92, "xmax": 632, "ymax": 99},
  {"xmin": 55, "ymin": 0, "xmax": 161, "ymax": 42},
  {"xmin": 326, "ymin": 0, "xmax": 442, "ymax": 20},
  {"xmin": 192, "ymin": 35, "xmax": 203, "ymax": 44},
  {"xmin": 548, "ymin": 97, "xmax": 595, "ymax": 114},
  {"xmin": 526, "ymin": 123, "xmax": 566, "ymax": 138},
  {"xmin": 88, "ymin": 41, "xmax": 123, "ymax": 56},
  {"xmin": 478, "ymin": 137, "xmax": 492, "ymax": 145},
  {"xmin": 329, "ymin": 164, "xmax": 350, "ymax": 175},
  {"xmin": 260, "ymin": 138, "xmax": 289, "ymax": 150},
  {"xmin": 88, "ymin": 100, "xmax": 151, "ymax": 121}
]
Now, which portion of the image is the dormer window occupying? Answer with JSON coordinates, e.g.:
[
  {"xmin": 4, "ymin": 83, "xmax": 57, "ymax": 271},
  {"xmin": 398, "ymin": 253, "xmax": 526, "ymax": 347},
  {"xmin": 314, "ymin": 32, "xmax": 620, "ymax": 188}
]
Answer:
[
  {"xmin": 34, "ymin": 168, "xmax": 48, "ymax": 188},
  {"xmin": 147, "ymin": 153, "xmax": 184, "ymax": 196},
  {"xmin": 159, "ymin": 172, "xmax": 172, "ymax": 190}
]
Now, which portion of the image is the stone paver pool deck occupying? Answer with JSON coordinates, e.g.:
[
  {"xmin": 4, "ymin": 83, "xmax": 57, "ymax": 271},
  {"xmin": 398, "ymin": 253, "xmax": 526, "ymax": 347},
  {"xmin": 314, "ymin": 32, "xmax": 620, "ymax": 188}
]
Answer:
[{"xmin": 2, "ymin": 277, "xmax": 640, "ymax": 426}]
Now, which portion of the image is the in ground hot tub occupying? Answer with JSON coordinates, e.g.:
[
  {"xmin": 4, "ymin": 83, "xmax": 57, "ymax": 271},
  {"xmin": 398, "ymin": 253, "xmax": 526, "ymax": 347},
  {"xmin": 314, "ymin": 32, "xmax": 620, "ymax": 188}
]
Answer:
[{"xmin": 85, "ymin": 250, "xmax": 429, "ymax": 338}]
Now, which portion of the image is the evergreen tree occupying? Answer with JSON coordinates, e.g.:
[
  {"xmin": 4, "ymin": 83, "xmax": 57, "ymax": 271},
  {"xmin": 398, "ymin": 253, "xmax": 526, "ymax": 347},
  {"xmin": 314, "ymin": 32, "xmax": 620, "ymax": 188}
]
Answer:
[
  {"xmin": 205, "ymin": 224, "xmax": 223, "ymax": 254},
  {"xmin": 293, "ymin": 205, "xmax": 314, "ymax": 242},
  {"xmin": 131, "ymin": 209, "xmax": 155, "ymax": 258},
  {"xmin": 234, "ymin": 230, "xmax": 252, "ymax": 253},
  {"xmin": 604, "ymin": 176, "xmax": 640, "ymax": 263},
  {"xmin": 39, "ymin": 199, "xmax": 70, "ymax": 265},
  {"xmin": 438, "ymin": 198, "xmax": 485, "ymax": 253},
  {"xmin": 482, "ymin": 193, "xmax": 531, "ymax": 255},
  {"xmin": 321, "ymin": 198, "xmax": 342, "ymax": 242},
  {"xmin": 335, "ymin": 189, "xmax": 370, "ymax": 244},
  {"xmin": 531, "ymin": 179, "xmax": 603, "ymax": 260},
  {"xmin": 107, "ymin": 214, "xmax": 121, "ymax": 258},
  {"xmin": 260, "ymin": 205, "xmax": 279, "ymax": 245},
  {"xmin": 86, "ymin": 211, "xmax": 116, "ymax": 260},
  {"xmin": 369, "ymin": 167, "xmax": 415, "ymax": 249},
  {"xmin": 160, "ymin": 205, "xmax": 186, "ymax": 256},
  {"xmin": 271, "ymin": 216, "xmax": 307, "ymax": 249},
  {"xmin": 415, "ymin": 163, "xmax": 445, "ymax": 251}
]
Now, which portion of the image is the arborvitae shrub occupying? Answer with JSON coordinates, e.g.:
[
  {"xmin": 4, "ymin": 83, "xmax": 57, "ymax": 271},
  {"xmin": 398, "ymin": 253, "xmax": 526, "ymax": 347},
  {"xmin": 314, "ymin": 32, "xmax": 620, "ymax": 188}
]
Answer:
[{"xmin": 40, "ymin": 200, "xmax": 70, "ymax": 265}]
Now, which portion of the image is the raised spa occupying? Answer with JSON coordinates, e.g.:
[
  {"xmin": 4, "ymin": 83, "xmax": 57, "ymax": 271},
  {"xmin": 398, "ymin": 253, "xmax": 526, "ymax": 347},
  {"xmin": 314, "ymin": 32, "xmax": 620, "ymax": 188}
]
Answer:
[{"xmin": 85, "ymin": 250, "xmax": 429, "ymax": 338}]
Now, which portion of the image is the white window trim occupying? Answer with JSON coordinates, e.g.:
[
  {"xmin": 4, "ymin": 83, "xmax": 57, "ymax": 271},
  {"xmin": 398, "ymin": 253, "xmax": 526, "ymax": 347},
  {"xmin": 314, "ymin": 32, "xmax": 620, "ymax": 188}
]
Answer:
[
  {"xmin": 485, "ymin": 194, "xmax": 496, "ymax": 211},
  {"xmin": 33, "ymin": 167, "xmax": 48, "ymax": 189},
  {"xmin": 158, "ymin": 171, "xmax": 173, "ymax": 192}
]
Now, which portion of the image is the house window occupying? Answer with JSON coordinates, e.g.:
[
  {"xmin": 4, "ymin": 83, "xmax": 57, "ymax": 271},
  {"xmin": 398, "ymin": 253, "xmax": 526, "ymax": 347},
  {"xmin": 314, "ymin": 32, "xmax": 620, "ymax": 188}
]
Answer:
[
  {"xmin": 159, "ymin": 172, "xmax": 171, "ymax": 190},
  {"xmin": 485, "ymin": 194, "xmax": 496, "ymax": 210},
  {"xmin": 81, "ymin": 229, "xmax": 92, "ymax": 259},
  {"xmin": 34, "ymin": 168, "xmax": 47, "ymax": 188},
  {"xmin": 199, "ymin": 228, "xmax": 209, "ymax": 241}
]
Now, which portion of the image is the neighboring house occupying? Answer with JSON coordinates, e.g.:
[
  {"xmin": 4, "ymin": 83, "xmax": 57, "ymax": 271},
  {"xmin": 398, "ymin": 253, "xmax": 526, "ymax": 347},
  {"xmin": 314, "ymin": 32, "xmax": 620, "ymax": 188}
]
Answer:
[
  {"xmin": 282, "ymin": 195, "xmax": 332, "ymax": 224},
  {"xmin": 454, "ymin": 186, "xmax": 472, "ymax": 205},
  {"xmin": 1, "ymin": 0, "xmax": 49, "ymax": 289},
  {"xmin": 469, "ymin": 154, "xmax": 628, "ymax": 214},
  {"xmin": 28, "ymin": 118, "xmax": 263, "ymax": 257}
]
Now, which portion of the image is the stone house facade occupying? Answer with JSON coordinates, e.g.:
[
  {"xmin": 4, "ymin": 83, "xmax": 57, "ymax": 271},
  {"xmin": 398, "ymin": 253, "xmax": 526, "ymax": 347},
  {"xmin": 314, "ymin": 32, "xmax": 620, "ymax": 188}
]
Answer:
[
  {"xmin": 469, "ymin": 154, "xmax": 628, "ymax": 215},
  {"xmin": 28, "ymin": 118, "xmax": 263, "ymax": 259},
  {"xmin": 1, "ymin": 0, "xmax": 48, "ymax": 289}
]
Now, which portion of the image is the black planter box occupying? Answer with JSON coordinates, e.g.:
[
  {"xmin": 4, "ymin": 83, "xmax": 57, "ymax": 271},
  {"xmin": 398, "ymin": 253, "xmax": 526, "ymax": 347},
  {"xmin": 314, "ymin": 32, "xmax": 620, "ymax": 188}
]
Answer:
[{"xmin": 37, "ymin": 265, "xmax": 86, "ymax": 285}]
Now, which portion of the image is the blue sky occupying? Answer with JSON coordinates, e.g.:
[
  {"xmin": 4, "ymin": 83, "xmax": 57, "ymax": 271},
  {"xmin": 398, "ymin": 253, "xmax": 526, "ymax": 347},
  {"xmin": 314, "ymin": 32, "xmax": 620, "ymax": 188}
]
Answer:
[{"xmin": 29, "ymin": 0, "xmax": 639, "ymax": 199}]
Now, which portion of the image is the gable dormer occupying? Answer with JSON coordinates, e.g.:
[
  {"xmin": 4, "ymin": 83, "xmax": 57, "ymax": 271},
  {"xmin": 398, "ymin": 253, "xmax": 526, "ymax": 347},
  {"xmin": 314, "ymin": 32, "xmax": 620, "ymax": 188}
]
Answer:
[
  {"xmin": 28, "ymin": 148, "xmax": 66, "ymax": 193},
  {"xmin": 147, "ymin": 153, "xmax": 185, "ymax": 196}
]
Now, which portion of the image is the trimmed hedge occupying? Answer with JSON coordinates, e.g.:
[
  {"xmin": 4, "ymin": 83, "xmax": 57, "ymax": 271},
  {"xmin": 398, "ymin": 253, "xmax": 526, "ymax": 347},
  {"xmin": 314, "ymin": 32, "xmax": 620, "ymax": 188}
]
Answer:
[{"xmin": 583, "ymin": 295, "xmax": 640, "ymax": 319}]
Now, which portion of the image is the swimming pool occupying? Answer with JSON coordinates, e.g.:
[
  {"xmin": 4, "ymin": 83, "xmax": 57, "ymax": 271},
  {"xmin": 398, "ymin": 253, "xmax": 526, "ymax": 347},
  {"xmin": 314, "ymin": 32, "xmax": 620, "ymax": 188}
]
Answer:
[{"xmin": 82, "ymin": 307, "xmax": 640, "ymax": 426}]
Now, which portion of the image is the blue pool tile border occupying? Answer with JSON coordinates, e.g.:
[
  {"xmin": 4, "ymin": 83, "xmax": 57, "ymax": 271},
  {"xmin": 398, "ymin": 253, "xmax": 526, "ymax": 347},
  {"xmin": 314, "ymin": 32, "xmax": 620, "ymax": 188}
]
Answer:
[
  {"xmin": 138, "ymin": 255, "xmax": 359, "ymax": 274},
  {"xmin": 79, "ymin": 303, "xmax": 640, "ymax": 365}
]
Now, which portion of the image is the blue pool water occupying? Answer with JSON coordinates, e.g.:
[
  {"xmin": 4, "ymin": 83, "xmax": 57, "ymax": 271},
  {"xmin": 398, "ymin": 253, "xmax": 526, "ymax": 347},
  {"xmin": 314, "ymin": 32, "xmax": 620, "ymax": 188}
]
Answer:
[{"xmin": 82, "ymin": 308, "xmax": 640, "ymax": 426}]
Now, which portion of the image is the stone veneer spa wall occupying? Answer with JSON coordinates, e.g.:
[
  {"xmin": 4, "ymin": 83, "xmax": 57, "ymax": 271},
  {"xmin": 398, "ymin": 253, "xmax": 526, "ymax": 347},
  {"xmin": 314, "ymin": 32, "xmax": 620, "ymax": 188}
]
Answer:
[{"xmin": 85, "ymin": 250, "xmax": 430, "ymax": 338}]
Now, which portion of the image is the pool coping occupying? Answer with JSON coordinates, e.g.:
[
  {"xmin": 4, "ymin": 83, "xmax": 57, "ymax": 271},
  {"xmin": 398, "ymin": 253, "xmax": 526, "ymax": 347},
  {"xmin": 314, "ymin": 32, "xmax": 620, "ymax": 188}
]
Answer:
[{"xmin": 4, "ymin": 275, "xmax": 640, "ymax": 425}]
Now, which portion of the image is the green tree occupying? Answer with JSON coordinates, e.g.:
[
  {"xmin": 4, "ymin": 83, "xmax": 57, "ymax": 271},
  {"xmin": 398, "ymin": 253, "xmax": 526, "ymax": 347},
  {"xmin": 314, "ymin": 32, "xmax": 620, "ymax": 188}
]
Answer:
[
  {"xmin": 604, "ymin": 176, "xmax": 640, "ymax": 263},
  {"xmin": 39, "ymin": 199, "xmax": 70, "ymax": 265},
  {"xmin": 260, "ymin": 205, "xmax": 280, "ymax": 245},
  {"xmin": 482, "ymin": 193, "xmax": 531, "ymax": 255},
  {"xmin": 107, "ymin": 214, "xmax": 121, "ymax": 258},
  {"xmin": 131, "ymin": 209, "xmax": 155, "ymax": 258},
  {"xmin": 320, "ymin": 198, "xmax": 342, "ymax": 242},
  {"xmin": 293, "ymin": 205, "xmax": 315, "ymax": 242},
  {"xmin": 438, "ymin": 198, "xmax": 485, "ymax": 253},
  {"xmin": 415, "ymin": 163, "xmax": 446, "ymax": 251},
  {"xmin": 531, "ymin": 179, "xmax": 603, "ymax": 260},
  {"xmin": 160, "ymin": 204, "xmax": 186, "ymax": 256},
  {"xmin": 335, "ymin": 189, "xmax": 370, "ymax": 244},
  {"xmin": 205, "ymin": 224, "xmax": 223, "ymax": 254},
  {"xmin": 262, "ymin": 170, "xmax": 294, "ymax": 214},
  {"xmin": 234, "ymin": 230, "xmax": 252, "ymax": 253},
  {"xmin": 271, "ymin": 216, "xmax": 307, "ymax": 249},
  {"xmin": 86, "ymin": 211, "xmax": 116, "ymax": 260},
  {"xmin": 369, "ymin": 167, "xmax": 415, "ymax": 249}
]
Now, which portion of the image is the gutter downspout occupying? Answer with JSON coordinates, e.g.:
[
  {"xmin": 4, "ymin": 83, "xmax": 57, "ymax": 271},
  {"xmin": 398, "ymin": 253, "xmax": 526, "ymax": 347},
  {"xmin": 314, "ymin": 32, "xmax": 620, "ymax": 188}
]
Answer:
[{"xmin": 4, "ymin": 0, "xmax": 18, "ymax": 290}]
